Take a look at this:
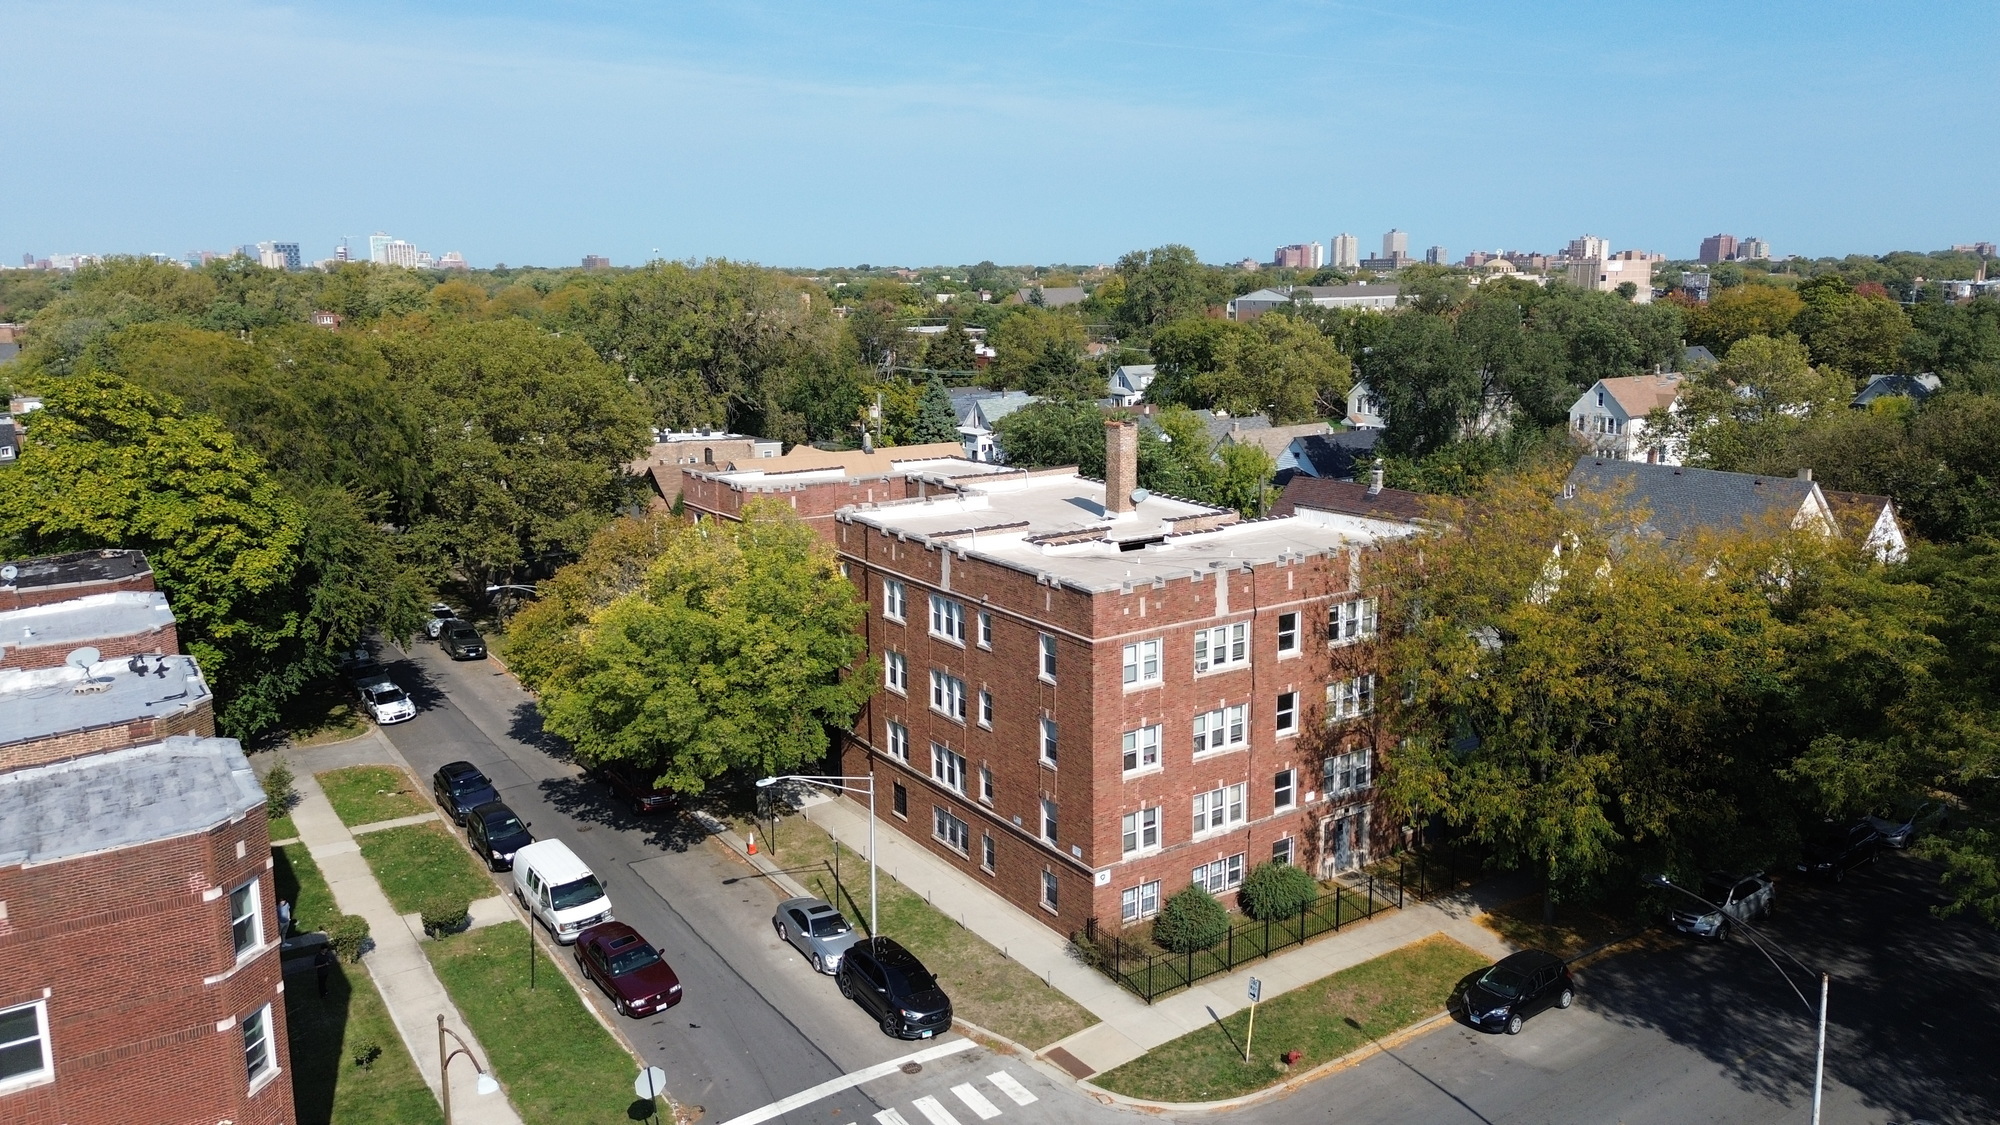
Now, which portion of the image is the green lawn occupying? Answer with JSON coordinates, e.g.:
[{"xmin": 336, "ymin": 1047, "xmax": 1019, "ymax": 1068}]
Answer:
[
  {"xmin": 426, "ymin": 922, "xmax": 643, "ymax": 1124},
  {"xmin": 273, "ymin": 843, "xmax": 341, "ymax": 935},
  {"xmin": 286, "ymin": 959, "xmax": 443, "ymax": 1125},
  {"xmin": 319, "ymin": 766, "xmax": 431, "ymax": 828},
  {"xmin": 356, "ymin": 823, "xmax": 497, "ymax": 915},
  {"xmin": 742, "ymin": 811, "xmax": 1098, "ymax": 1050},
  {"xmin": 1093, "ymin": 934, "xmax": 1489, "ymax": 1103},
  {"xmin": 270, "ymin": 811, "xmax": 300, "ymax": 841}
]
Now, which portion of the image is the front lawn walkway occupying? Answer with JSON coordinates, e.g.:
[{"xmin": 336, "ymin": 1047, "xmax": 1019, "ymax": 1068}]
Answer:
[
  {"xmin": 273, "ymin": 843, "xmax": 340, "ymax": 934},
  {"xmin": 355, "ymin": 822, "xmax": 496, "ymax": 915},
  {"xmin": 285, "ymin": 959, "xmax": 443, "ymax": 1125},
  {"xmin": 318, "ymin": 765, "xmax": 430, "ymax": 828},
  {"xmin": 1092, "ymin": 934, "xmax": 1488, "ymax": 1103}
]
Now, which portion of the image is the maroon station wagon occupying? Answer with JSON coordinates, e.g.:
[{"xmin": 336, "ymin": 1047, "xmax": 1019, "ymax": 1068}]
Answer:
[{"xmin": 574, "ymin": 922, "xmax": 683, "ymax": 1017}]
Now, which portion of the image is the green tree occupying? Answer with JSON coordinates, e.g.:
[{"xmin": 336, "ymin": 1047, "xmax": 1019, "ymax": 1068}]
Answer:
[
  {"xmin": 1671, "ymin": 335, "xmax": 1850, "ymax": 470},
  {"xmin": 516, "ymin": 505, "xmax": 873, "ymax": 795},
  {"xmin": 1684, "ymin": 284, "xmax": 1805, "ymax": 354},
  {"xmin": 1113, "ymin": 245, "xmax": 1214, "ymax": 334},
  {"xmin": 1151, "ymin": 885, "xmax": 1229, "ymax": 950},
  {"xmin": 1794, "ymin": 286, "xmax": 1911, "ymax": 377},
  {"xmin": 1362, "ymin": 312, "xmax": 1479, "ymax": 456},
  {"xmin": 910, "ymin": 376, "xmax": 960, "ymax": 443},
  {"xmin": 988, "ymin": 307, "xmax": 1089, "ymax": 394},
  {"xmin": 923, "ymin": 312, "xmax": 977, "ymax": 373},
  {"xmin": 1237, "ymin": 861, "xmax": 1318, "ymax": 921},
  {"xmin": 991, "ymin": 400, "xmax": 1108, "ymax": 473}
]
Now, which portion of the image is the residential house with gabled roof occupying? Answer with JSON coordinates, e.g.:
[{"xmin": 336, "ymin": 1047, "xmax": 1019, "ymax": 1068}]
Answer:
[
  {"xmin": 1108, "ymin": 365, "xmax": 1156, "ymax": 407},
  {"xmin": 1567, "ymin": 373, "xmax": 1685, "ymax": 464},
  {"xmin": 1563, "ymin": 459, "xmax": 1904, "ymax": 562},
  {"xmin": 1821, "ymin": 490, "xmax": 1909, "ymax": 563},
  {"xmin": 957, "ymin": 391, "xmax": 1043, "ymax": 463},
  {"xmin": 1850, "ymin": 373, "xmax": 1940, "ymax": 411}
]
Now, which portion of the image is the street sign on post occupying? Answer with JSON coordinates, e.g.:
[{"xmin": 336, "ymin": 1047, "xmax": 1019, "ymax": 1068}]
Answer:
[
  {"xmin": 1248, "ymin": 977, "xmax": 1262, "ymax": 1002},
  {"xmin": 1245, "ymin": 977, "xmax": 1263, "ymax": 1062},
  {"xmin": 636, "ymin": 1066, "xmax": 669, "ymax": 1123}
]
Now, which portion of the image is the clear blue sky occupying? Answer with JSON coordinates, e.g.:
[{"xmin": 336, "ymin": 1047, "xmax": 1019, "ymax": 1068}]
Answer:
[{"xmin": 9, "ymin": 1, "xmax": 1996, "ymax": 268}]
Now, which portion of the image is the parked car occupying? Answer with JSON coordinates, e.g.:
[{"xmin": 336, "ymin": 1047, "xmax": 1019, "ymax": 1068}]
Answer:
[
  {"xmin": 1668, "ymin": 872, "xmax": 1774, "ymax": 941},
  {"xmin": 426, "ymin": 603, "xmax": 457, "ymax": 639},
  {"xmin": 774, "ymin": 896, "xmax": 859, "ymax": 974},
  {"xmin": 512, "ymin": 838, "xmax": 613, "ymax": 943},
  {"xmin": 592, "ymin": 760, "xmax": 676, "ymax": 815},
  {"xmin": 344, "ymin": 655, "xmax": 387, "ymax": 690},
  {"xmin": 439, "ymin": 620, "xmax": 487, "ymax": 660},
  {"xmin": 1797, "ymin": 820, "xmax": 1882, "ymax": 882},
  {"xmin": 466, "ymin": 800, "xmax": 533, "ymax": 871},
  {"xmin": 432, "ymin": 761, "xmax": 499, "ymax": 825},
  {"xmin": 575, "ymin": 921, "xmax": 682, "ymax": 1017},
  {"xmin": 1459, "ymin": 949, "xmax": 1574, "ymax": 1035},
  {"xmin": 836, "ymin": 937, "xmax": 952, "ymax": 1039},
  {"xmin": 1866, "ymin": 802, "xmax": 1946, "ymax": 850},
  {"xmin": 355, "ymin": 677, "xmax": 416, "ymax": 725}
]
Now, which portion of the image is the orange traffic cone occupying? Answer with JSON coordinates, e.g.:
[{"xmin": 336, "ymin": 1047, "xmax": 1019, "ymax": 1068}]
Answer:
[{"xmin": 746, "ymin": 832, "xmax": 757, "ymax": 855}]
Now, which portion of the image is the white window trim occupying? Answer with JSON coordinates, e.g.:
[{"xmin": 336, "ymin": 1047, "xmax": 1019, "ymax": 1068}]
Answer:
[
  {"xmin": 977, "ymin": 610, "xmax": 993, "ymax": 649},
  {"xmin": 928, "ymin": 594, "xmax": 966, "ymax": 646},
  {"xmin": 1040, "ymin": 870, "xmax": 1060, "ymax": 913},
  {"xmin": 978, "ymin": 689, "xmax": 993, "ymax": 729},
  {"xmin": 1121, "ymin": 879, "xmax": 1162, "ymax": 923},
  {"xmin": 1121, "ymin": 806, "xmax": 1161, "ymax": 857},
  {"xmin": 1323, "ymin": 746, "xmax": 1375, "ymax": 799},
  {"xmin": 1122, "ymin": 638, "xmax": 1163, "ymax": 689},
  {"xmin": 1039, "ymin": 633, "xmax": 1058, "ymax": 683},
  {"xmin": 0, "ymin": 1000, "xmax": 53, "ymax": 1095},
  {"xmin": 230, "ymin": 878, "xmax": 265, "ymax": 963},
  {"xmin": 243, "ymin": 1002, "xmax": 280, "ymax": 1094},
  {"xmin": 932, "ymin": 806, "xmax": 971, "ymax": 856},
  {"xmin": 979, "ymin": 765, "xmax": 994, "ymax": 805},
  {"xmin": 931, "ymin": 742, "xmax": 966, "ymax": 794},
  {"xmin": 1329, "ymin": 597, "xmax": 1379, "ymax": 647},
  {"xmin": 1193, "ymin": 703, "xmax": 1249, "ymax": 757},
  {"xmin": 1276, "ymin": 690, "xmax": 1299, "ymax": 738},
  {"xmin": 1327, "ymin": 674, "xmax": 1376, "ymax": 723},
  {"xmin": 1040, "ymin": 798, "xmax": 1059, "ymax": 844},
  {"xmin": 1192, "ymin": 852, "xmax": 1247, "ymax": 893},
  {"xmin": 885, "ymin": 720, "xmax": 909, "ymax": 762},
  {"xmin": 930, "ymin": 669, "xmax": 966, "ymax": 723},
  {"xmin": 1121, "ymin": 724, "xmax": 1163, "ymax": 776},
  {"xmin": 1192, "ymin": 783, "xmax": 1248, "ymax": 839},
  {"xmin": 885, "ymin": 651, "xmax": 908, "ymax": 695},
  {"xmin": 1276, "ymin": 611, "xmax": 1301, "ymax": 658},
  {"xmin": 1194, "ymin": 620, "xmax": 1251, "ymax": 675},
  {"xmin": 1274, "ymin": 768, "xmax": 1297, "ymax": 811},
  {"xmin": 1040, "ymin": 715, "xmax": 1059, "ymax": 767},
  {"xmin": 883, "ymin": 578, "xmax": 906, "ymax": 622}
]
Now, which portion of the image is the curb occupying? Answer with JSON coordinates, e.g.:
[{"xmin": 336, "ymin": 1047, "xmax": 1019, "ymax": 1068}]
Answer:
[{"xmin": 1075, "ymin": 1008, "xmax": 1458, "ymax": 1114}]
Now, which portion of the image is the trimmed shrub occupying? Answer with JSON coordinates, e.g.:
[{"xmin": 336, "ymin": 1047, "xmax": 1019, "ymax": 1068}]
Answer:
[
  {"xmin": 327, "ymin": 914, "xmax": 371, "ymax": 962},
  {"xmin": 420, "ymin": 896, "xmax": 471, "ymax": 938},
  {"xmin": 263, "ymin": 761, "xmax": 296, "ymax": 820},
  {"xmin": 1152, "ymin": 885, "xmax": 1230, "ymax": 953},
  {"xmin": 1238, "ymin": 861, "xmax": 1320, "ymax": 922},
  {"xmin": 351, "ymin": 1040, "xmax": 383, "ymax": 1070}
]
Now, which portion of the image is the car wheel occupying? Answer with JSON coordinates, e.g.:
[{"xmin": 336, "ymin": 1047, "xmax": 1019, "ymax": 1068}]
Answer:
[
  {"xmin": 837, "ymin": 973, "xmax": 853, "ymax": 999},
  {"xmin": 1715, "ymin": 921, "xmax": 1730, "ymax": 943},
  {"xmin": 1505, "ymin": 1014, "xmax": 1523, "ymax": 1035},
  {"xmin": 775, "ymin": 920, "xmax": 788, "ymax": 941},
  {"xmin": 880, "ymin": 1012, "xmax": 901, "ymax": 1037},
  {"xmin": 617, "ymin": 997, "xmax": 632, "ymax": 1018},
  {"xmin": 1556, "ymin": 988, "xmax": 1573, "ymax": 1010},
  {"xmin": 812, "ymin": 953, "xmax": 826, "ymax": 973}
]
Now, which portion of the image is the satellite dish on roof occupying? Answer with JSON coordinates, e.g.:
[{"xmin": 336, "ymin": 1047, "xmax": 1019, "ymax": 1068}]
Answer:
[
  {"xmin": 67, "ymin": 647, "xmax": 102, "ymax": 670},
  {"xmin": 1, "ymin": 564, "xmax": 16, "ymax": 581},
  {"xmin": 1130, "ymin": 488, "xmax": 1151, "ymax": 505}
]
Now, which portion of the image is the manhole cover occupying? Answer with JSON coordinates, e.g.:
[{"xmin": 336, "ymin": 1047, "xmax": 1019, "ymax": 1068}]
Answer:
[{"xmin": 900, "ymin": 1062, "xmax": 922, "ymax": 1075}]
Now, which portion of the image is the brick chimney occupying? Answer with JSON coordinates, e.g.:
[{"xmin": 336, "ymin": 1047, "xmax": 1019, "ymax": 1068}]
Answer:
[{"xmin": 1105, "ymin": 420, "xmax": 1139, "ymax": 515}]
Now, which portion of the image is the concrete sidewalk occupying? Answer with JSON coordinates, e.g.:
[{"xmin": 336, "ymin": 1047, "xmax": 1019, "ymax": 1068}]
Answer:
[
  {"xmin": 801, "ymin": 794, "xmax": 1513, "ymax": 1077},
  {"xmin": 284, "ymin": 746, "xmax": 525, "ymax": 1125}
]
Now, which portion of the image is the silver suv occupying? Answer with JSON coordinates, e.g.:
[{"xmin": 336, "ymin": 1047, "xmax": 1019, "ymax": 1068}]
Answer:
[{"xmin": 1668, "ymin": 872, "xmax": 1773, "ymax": 941}]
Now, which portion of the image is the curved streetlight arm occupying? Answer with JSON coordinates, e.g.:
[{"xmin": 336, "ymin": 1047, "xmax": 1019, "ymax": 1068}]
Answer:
[
  {"xmin": 1647, "ymin": 876, "xmax": 1817, "ymax": 1016},
  {"xmin": 758, "ymin": 773, "xmax": 878, "ymax": 938}
]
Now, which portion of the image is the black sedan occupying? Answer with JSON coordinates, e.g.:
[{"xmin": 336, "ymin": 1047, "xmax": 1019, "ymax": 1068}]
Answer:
[
  {"xmin": 466, "ymin": 800, "xmax": 532, "ymax": 870},
  {"xmin": 1460, "ymin": 949, "xmax": 1573, "ymax": 1035},
  {"xmin": 836, "ymin": 937, "xmax": 952, "ymax": 1039},
  {"xmin": 1797, "ymin": 820, "xmax": 1881, "ymax": 882},
  {"xmin": 432, "ymin": 761, "xmax": 498, "ymax": 825}
]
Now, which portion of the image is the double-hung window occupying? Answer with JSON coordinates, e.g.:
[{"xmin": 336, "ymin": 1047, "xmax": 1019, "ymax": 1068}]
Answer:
[
  {"xmin": 1193, "ymin": 703, "xmax": 1249, "ymax": 755},
  {"xmin": 885, "ymin": 720, "xmax": 909, "ymax": 761},
  {"xmin": 883, "ymin": 578, "xmax": 906, "ymax": 622},
  {"xmin": 1041, "ymin": 871, "xmax": 1059, "ymax": 911},
  {"xmin": 978, "ymin": 689, "xmax": 994, "ymax": 727},
  {"xmin": 229, "ymin": 879, "xmax": 263, "ymax": 959},
  {"xmin": 1192, "ymin": 853, "xmax": 1246, "ymax": 893},
  {"xmin": 1326, "ymin": 674, "xmax": 1376, "ymax": 722},
  {"xmin": 242, "ymin": 1003, "xmax": 276, "ymax": 1086},
  {"xmin": 1040, "ymin": 716, "xmax": 1059, "ymax": 766},
  {"xmin": 929, "ymin": 594, "xmax": 965, "ymax": 644},
  {"xmin": 1040, "ymin": 798, "xmax": 1059, "ymax": 844},
  {"xmin": 1276, "ymin": 612, "xmax": 1300, "ymax": 655},
  {"xmin": 1329, "ymin": 598, "xmax": 1379, "ymax": 645},
  {"xmin": 1324, "ymin": 746, "xmax": 1374, "ymax": 797},
  {"xmin": 933, "ymin": 807, "xmax": 970, "ymax": 854},
  {"xmin": 977, "ymin": 610, "xmax": 994, "ymax": 648},
  {"xmin": 885, "ymin": 652, "xmax": 908, "ymax": 694},
  {"xmin": 930, "ymin": 743, "xmax": 966, "ymax": 793},
  {"xmin": 982, "ymin": 833, "xmax": 996, "ymax": 871},
  {"xmin": 979, "ymin": 765, "xmax": 994, "ymax": 804},
  {"xmin": 1121, "ymin": 807, "xmax": 1160, "ymax": 855},
  {"xmin": 1274, "ymin": 768, "xmax": 1296, "ymax": 810},
  {"xmin": 1121, "ymin": 724, "xmax": 1162, "ymax": 774},
  {"xmin": 930, "ymin": 670, "xmax": 966, "ymax": 721},
  {"xmin": 0, "ymin": 1001, "xmax": 52, "ymax": 1091},
  {"xmin": 1194, "ymin": 621, "xmax": 1249, "ymax": 672},
  {"xmin": 1120, "ymin": 880, "xmax": 1162, "ymax": 923},
  {"xmin": 1039, "ymin": 633, "xmax": 1058, "ymax": 681},
  {"xmin": 1193, "ymin": 783, "xmax": 1247, "ymax": 837},
  {"xmin": 1275, "ymin": 691, "xmax": 1298, "ymax": 735},
  {"xmin": 1122, "ymin": 638, "xmax": 1161, "ymax": 687}
]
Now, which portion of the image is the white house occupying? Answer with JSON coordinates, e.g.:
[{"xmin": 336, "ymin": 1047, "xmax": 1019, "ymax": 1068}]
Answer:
[
  {"xmin": 957, "ymin": 391, "xmax": 1043, "ymax": 463},
  {"xmin": 1108, "ymin": 364, "xmax": 1157, "ymax": 407},
  {"xmin": 1567, "ymin": 374, "xmax": 1684, "ymax": 465},
  {"xmin": 1346, "ymin": 380, "xmax": 1386, "ymax": 429},
  {"xmin": 1227, "ymin": 283, "xmax": 1406, "ymax": 320}
]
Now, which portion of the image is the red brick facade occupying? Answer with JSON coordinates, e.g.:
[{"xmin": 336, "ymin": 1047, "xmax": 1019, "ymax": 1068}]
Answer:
[
  {"xmin": 4, "ymin": 621, "xmax": 181, "ymax": 671},
  {"xmin": 0, "ymin": 554, "xmax": 155, "ymax": 613},
  {"xmin": 0, "ymin": 692, "xmax": 215, "ymax": 774},
  {"xmin": 0, "ymin": 807, "xmax": 293, "ymax": 1125}
]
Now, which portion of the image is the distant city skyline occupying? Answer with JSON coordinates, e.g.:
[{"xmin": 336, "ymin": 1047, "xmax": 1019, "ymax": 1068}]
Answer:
[{"xmin": 8, "ymin": 2, "xmax": 1996, "ymax": 268}]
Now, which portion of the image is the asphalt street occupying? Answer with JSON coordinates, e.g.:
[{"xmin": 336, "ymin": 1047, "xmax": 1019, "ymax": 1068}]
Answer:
[{"xmin": 371, "ymin": 636, "xmax": 2000, "ymax": 1125}]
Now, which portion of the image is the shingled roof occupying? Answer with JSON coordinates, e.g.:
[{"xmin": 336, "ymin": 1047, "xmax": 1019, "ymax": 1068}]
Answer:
[
  {"xmin": 1270, "ymin": 475, "xmax": 1428, "ymax": 522},
  {"xmin": 1564, "ymin": 458, "xmax": 1825, "ymax": 544}
]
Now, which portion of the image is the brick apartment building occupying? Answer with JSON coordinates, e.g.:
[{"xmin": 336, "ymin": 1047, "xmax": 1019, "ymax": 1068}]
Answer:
[
  {"xmin": 0, "ymin": 550, "xmax": 293, "ymax": 1125},
  {"xmin": 686, "ymin": 426, "xmax": 1423, "ymax": 936}
]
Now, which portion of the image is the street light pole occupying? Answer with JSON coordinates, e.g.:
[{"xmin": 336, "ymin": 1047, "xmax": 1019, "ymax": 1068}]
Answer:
[
  {"xmin": 757, "ymin": 772, "xmax": 877, "ymax": 937},
  {"xmin": 437, "ymin": 1013, "xmax": 500, "ymax": 1123},
  {"xmin": 1646, "ymin": 875, "xmax": 1827, "ymax": 1124}
]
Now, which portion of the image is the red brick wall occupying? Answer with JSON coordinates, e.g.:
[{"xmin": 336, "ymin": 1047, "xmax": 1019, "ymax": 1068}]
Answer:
[
  {"xmin": 0, "ymin": 571, "xmax": 156, "ymax": 613},
  {"xmin": 834, "ymin": 517, "xmax": 1397, "ymax": 936},
  {"xmin": 5, "ymin": 623, "xmax": 180, "ymax": 671},
  {"xmin": 0, "ymin": 807, "xmax": 293, "ymax": 1125},
  {"xmin": 0, "ymin": 696, "xmax": 215, "ymax": 773}
]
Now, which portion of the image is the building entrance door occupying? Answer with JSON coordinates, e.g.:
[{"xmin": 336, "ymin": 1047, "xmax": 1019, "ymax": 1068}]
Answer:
[{"xmin": 1322, "ymin": 808, "xmax": 1367, "ymax": 876}]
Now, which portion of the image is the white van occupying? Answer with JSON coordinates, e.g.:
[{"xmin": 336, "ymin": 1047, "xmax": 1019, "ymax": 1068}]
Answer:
[{"xmin": 511, "ymin": 839, "xmax": 612, "ymax": 943}]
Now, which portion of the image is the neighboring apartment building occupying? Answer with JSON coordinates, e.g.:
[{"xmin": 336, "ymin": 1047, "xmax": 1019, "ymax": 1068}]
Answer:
[
  {"xmin": 1699, "ymin": 234, "xmax": 1739, "ymax": 264},
  {"xmin": 1565, "ymin": 256, "xmax": 1654, "ymax": 302},
  {"xmin": 680, "ymin": 445, "xmax": 1002, "ymax": 541},
  {"xmin": 1274, "ymin": 243, "xmax": 1324, "ymax": 270},
  {"xmin": 0, "ymin": 549, "xmax": 292, "ymax": 1125},
  {"xmin": 829, "ymin": 423, "xmax": 1420, "ymax": 935},
  {"xmin": 1567, "ymin": 373, "xmax": 1685, "ymax": 464},
  {"xmin": 1330, "ymin": 233, "xmax": 1359, "ymax": 270},
  {"xmin": 1227, "ymin": 284, "xmax": 1405, "ymax": 320}
]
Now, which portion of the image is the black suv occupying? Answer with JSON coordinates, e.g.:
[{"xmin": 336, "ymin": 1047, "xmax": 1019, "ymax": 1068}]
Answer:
[
  {"xmin": 837, "ymin": 937, "xmax": 953, "ymax": 1039},
  {"xmin": 466, "ymin": 800, "xmax": 533, "ymax": 870},
  {"xmin": 440, "ymin": 620, "xmax": 487, "ymax": 660},
  {"xmin": 1459, "ymin": 949, "xmax": 1574, "ymax": 1035},
  {"xmin": 433, "ymin": 761, "xmax": 499, "ymax": 825},
  {"xmin": 1797, "ymin": 820, "xmax": 1881, "ymax": 882}
]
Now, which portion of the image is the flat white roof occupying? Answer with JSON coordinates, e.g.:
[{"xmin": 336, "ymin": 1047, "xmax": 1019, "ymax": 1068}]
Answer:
[
  {"xmin": 0, "ymin": 591, "xmax": 174, "ymax": 656},
  {"xmin": 0, "ymin": 735, "xmax": 259, "ymax": 866},
  {"xmin": 0, "ymin": 654, "xmax": 210, "ymax": 747},
  {"xmin": 841, "ymin": 471, "xmax": 1418, "ymax": 592},
  {"xmin": 707, "ymin": 457, "xmax": 1015, "ymax": 491}
]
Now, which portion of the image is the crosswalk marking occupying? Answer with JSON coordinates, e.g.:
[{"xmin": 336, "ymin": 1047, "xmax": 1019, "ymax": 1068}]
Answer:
[
  {"xmin": 986, "ymin": 1072, "xmax": 1036, "ymax": 1107},
  {"xmin": 950, "ymin": 1084, "xmax": 1001, "ymax": 1120},
  {"xmin": 875, "ymin": 1109, "xmax": 913, "ymax": 1125},
  {"xmin": 911, "ymin": 1095, "xmax": 961, "ymax": 1125}
]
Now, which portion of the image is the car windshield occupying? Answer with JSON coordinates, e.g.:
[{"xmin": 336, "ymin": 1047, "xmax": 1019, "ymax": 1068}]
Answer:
[
  {"xmin": 551, "ymin": 875, "xmax": 605, "ymax": 910},
  {"xmin": 609, "ymin": 944, "xmax": 663, "ymax": 975},
  {"xmin": 809, "ymin": 913, "xmax": 851, "ymax": 938},
  {"xmin": 1699, "ymin": 879, "xmax": 1734, "ymax": 904},
  {"xmin": 448, "ymin": 625, "xmax": 479, "ymax": 639},
  {"xmin": 373, "ymin": 688, "xmax": 408, "ymax": 705},
  {"xmin": 1477, "ymin": 966, "xmax": 1527, "ymax": 999},
  {"xmin": 484, "ymin": 814, "xmax": 525, "ymax": 836}
]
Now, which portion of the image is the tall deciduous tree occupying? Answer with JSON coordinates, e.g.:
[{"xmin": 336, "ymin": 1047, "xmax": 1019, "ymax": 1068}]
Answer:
[{"xmin": 1114, "ymin": 244, "xmax": 1214, "ymax": 334}]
